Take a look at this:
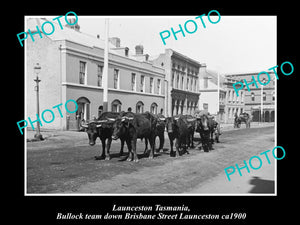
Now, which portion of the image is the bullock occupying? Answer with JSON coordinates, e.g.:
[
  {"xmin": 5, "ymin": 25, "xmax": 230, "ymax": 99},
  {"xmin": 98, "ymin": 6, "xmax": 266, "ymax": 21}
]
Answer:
[
  {"xmin": 111, "ymin": 112, "xmax": 157, "ymax": 162},
  {"xmin": 165, "ymin": 115, "xmax": 190, "ymax": 157},
  {"xmin": 196, "ymin": 114, "xmax": 213, "ymax": 152},
  {"xmin": 234, "ymin": 112, "xmax": 251, "ymax": 128},
  {"xmin": 80, "ymin": 112, "xmax": 127, "ymax": 160}
]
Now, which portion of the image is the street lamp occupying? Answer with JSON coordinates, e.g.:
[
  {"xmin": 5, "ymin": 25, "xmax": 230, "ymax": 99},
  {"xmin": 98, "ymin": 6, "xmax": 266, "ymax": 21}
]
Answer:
[{"xmin": 33, "ymin": 63, "xmax": 43, "ymax": 140}]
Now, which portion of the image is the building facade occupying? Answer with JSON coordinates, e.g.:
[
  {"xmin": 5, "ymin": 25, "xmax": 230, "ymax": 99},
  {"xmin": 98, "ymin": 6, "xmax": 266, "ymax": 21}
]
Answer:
[
  {"xmin": 152, "ymin": 49, "xmax": 201, "ymax": 117},
  {"xmin": 198, "ymin": 64, "xmax": 226, "ymax": 122},
  {"xmin": 225, "ymin": 72, "xmax": 275, "ymax": 123},
  {"xmin": 222, "ymin": 76, "xmax": 246, "ymax": 123},
  {"xmin": 26, "ymin": 18, "xmax": 165, "ymax": 130}
]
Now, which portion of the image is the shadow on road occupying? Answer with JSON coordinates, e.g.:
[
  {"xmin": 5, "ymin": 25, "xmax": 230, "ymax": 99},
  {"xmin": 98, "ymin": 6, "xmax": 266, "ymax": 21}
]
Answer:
[{"xmin": 248, "ymin": 176, "xmax": 275, "ymax": 194}]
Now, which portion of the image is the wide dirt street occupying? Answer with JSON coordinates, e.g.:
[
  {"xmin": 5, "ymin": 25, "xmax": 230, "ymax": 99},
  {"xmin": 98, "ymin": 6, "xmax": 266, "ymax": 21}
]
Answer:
[{"xmin": 26, "ymin": 126, "xmax": 275, "ymax": 194}]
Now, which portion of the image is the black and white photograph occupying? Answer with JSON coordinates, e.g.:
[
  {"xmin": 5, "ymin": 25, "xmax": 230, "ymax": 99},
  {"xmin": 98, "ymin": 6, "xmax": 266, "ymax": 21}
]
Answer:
[
  {"xmin": 14, "ymin": 7, "xmax": 297, "ymax": 225},
  {"xmin": 24, "ymin": 15, "xmax": 277, "ymax": 195}
]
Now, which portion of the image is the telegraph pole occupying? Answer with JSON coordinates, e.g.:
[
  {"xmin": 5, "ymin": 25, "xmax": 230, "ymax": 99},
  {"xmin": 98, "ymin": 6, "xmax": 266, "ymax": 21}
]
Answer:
[{"xmin": 102, "ymin": 18, "xmax": 109, "ymax": 112}]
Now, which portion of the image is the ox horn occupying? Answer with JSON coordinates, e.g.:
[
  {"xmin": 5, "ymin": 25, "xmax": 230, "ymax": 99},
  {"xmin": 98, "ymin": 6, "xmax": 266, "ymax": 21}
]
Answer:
[
  {"xmin": 97, "ymin": 119, "xmax": 108, "ymax": 123},
  {"xmin": 95, "ymin": 119, "xmax": 108, "ymax": 128},
  {"xmin": 121, "ymin": 116, "xmax": 134, "ymax": 122},
  {"xmin": 187, "ymin": 118, "xmax": 196, "ymax": 122}
]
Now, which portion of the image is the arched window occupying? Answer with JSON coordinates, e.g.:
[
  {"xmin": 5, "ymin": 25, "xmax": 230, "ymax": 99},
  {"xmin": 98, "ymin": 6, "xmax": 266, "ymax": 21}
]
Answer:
[
  {"xmin": 150, "ymin": 103, "xmax": 158, "ymax": 114},
  {"xmin": 111, "ymin": 99, "xmax": 122, "ymax": 112},
  {"xmin": 76, "ymin": 97, "xmax": 90, "ymax": 121},
  {"xmin": 136, "ymin": 101, "xmax": 144, "ymax": 113}
]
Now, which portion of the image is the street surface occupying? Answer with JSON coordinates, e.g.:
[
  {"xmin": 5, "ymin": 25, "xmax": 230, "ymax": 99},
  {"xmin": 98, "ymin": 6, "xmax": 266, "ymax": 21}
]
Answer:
[{"xmin": 26, "ymin": 125, "xmax": 275, "ymax": 194}]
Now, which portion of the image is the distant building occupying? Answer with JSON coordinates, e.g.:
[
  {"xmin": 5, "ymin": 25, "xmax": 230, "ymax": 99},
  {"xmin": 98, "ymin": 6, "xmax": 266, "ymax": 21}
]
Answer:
[
  {"xmin": 26, "ymin": 18, "xmax": 165, "ymax": 130},
  {"xmin": 222, "ymin": 76, "xmax": 246, "ymax": 123},
  {"xmin": 198, "ymin": 64, "xmax": 226, "ymax": 122},
  {"xmin": 151, "ymin": 49, "xmax": 202, "ymax": 117},
  {"xmin": 224, "ymin": 72, "xmax": 275, "ymax": 123}
]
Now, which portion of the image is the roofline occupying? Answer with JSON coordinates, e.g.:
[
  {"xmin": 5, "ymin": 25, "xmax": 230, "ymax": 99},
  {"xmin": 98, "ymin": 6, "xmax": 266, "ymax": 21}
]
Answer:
[{"xmin": 167, "ymin": 48, "xmax": 201, "ymax": 66}]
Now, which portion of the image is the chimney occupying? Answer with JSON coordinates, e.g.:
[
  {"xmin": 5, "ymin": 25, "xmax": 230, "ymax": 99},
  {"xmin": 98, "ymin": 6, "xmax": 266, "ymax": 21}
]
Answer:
[
  {"xmin": 109, "ymin": 37, "xmax": 120, "ymax": 47},
  {"xmin": 135, "ymin": 45, "xmax": 144, "ymax": 55},
  {"xmin": 67, "ymin": 18, "xmax": 80, "ymax": 31}
]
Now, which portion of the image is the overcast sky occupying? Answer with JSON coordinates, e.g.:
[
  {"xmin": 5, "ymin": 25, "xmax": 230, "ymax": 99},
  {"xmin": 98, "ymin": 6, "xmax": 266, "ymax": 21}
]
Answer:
[{"xmin": 73, "ymin": 16, "xmax": 276, "ymax": 75}]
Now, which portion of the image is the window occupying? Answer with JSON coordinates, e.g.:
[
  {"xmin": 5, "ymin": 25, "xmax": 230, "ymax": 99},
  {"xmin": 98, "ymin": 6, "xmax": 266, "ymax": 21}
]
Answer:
[
  {"xmin": 113, "ymin": 69, "xmax": 119, "ymax": 89},
  {"xmin": 140, "ymin": 75, "xmax": 145, "ymax": 92},
  {"xmin": 136, "ymin": 101, "xmax": 144, "ymax": 113},
  {"xmin": 98, "ymin": 105, "xmax": 103, "ymax": 118},
  {"xmin": 186, "ymin": 77, "xmax": 189, "ymax": 90},
  {"xmin": 131, "ymin": 73, "xmax": 136, "ymax": 91},
  {"xmin": 251, "ymin": 92, "xmax": 255, "ymax": 101},
  {"xmin": 157, "ymin": 79, "xmax": 161, "ymax": 94},
  {"xmin": 192, "ymin": 78, "xmax": 195, "ymax": 91},
  {"xmin": 228, "ymin": 108, "xmax": 231, "ymax": 118},
  {"xmin": 241, "ymin": 91, "xmax": 244, "ymax": 102},
  {"xmin": 76, "ymin": 97, "xmax": 90, "ymax": 122},
  {"xmin": 171, "ymin": 71, "xmax": 175, "ymax": 87},
  {"xmin": 150, "ymin": 77, "xmax": 154, "ymax": 93},
  {"xmin": 181, "ymin": 75, "xmax": 184, "ymax": 89},
  {"xmin": 111, "ymin": 99, "xmax": 122, "ymax": 112},
  {"xmin": 97, "ymin": 65, "xmax": 103, "ymax": 87},
  {"xmin": 204, "ymin": 77, "xmax": 208, "ymax": 89},
  {"xmin": 263, "ymin": 92, "xmax": 266, "ymax": 101},
  {"xmin": 176, "ymin": 73, "xmax": 179, "ymax": 88},
  {"xmin": 79, "ymin": 61, "xmax": 86, "ymax": 84},
  {"xmin": 150, "ymin": 103, "xmax": 158, "ymax": 114},
  {"xmin": 272, "ymin": 91, "xmax": 275, "ymax": 101}
]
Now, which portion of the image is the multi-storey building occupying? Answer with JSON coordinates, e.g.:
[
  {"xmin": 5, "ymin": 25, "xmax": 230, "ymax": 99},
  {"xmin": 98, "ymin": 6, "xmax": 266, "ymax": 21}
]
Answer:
[
  {"xmin": 225, "ymin": 72, "xmax": 275, "ymax": 122},
  {"xmin": 198, "ymin": 64, "xmax": 226, "ymax": 122},
  {"xmin": 151, "ymin": 49, "xmax": 202, "ymax": 117},
  {"xmin": 222, "ymin": 76, "xmax": 246, "ymax": 123},
  {"xmin": 26, "ymin": 18, "xmax": 165, "ymax": 130}
]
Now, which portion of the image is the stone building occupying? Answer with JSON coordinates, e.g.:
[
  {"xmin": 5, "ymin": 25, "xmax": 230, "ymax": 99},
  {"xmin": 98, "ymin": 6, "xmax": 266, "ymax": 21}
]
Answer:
[
  {"xmin": 26, "ymin": 18, "xmax": 165, "ymax": 130},
  {"xmin": 225, "ymin": 71, "xmax": 275, "ymax": 122},
  {"xmin": 222, "ymin": 76, "xmax": 246, "ymax": 123},
  {"xmin": 198, "ymin": 64, "xmax": 226, "ymax": 122}
]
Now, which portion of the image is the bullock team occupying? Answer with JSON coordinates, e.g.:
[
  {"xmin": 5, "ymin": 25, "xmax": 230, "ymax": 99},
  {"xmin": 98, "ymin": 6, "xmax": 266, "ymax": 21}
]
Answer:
[{"xmin": 80, "ymin": 111, "xmax": 221, "ymax": 162}]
